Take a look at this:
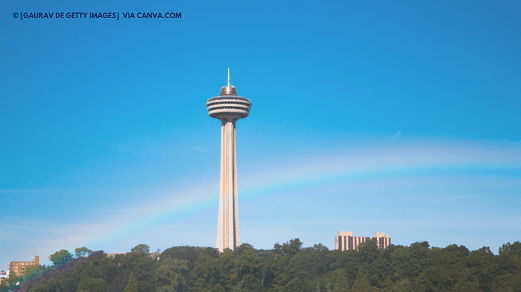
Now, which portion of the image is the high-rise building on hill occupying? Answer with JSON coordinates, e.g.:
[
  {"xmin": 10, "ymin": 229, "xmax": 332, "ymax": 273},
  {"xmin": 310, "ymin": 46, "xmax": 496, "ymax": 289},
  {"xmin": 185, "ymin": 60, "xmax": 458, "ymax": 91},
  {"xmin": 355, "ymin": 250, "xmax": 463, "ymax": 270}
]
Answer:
[
  {"xmin": 206, "ymin": 69, "xmax": 252, "ymax": 252},
  {"xmin": 335, "ymin": 231, "xmax": 391, "ymax": 251},
  {"xmin": 9, "ymin": 256, "xmax": 39, "ymax": 277}
]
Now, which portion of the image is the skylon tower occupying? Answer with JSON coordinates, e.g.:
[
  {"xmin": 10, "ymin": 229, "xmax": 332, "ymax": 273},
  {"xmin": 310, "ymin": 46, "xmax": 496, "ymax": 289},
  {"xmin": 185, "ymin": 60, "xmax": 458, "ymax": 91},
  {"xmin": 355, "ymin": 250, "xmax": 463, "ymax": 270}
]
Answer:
[{"xmin": 206, "ymin": 69, "xmax": 251, "ymax": 252}]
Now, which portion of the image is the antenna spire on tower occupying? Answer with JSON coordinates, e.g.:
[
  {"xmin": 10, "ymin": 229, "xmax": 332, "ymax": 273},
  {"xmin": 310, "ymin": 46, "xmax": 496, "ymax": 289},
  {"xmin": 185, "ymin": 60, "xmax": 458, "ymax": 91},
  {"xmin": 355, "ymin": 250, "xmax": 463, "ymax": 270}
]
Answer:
[{"xmin": 227, "ymin": 68, "xmax": 230, "ymax": 87}]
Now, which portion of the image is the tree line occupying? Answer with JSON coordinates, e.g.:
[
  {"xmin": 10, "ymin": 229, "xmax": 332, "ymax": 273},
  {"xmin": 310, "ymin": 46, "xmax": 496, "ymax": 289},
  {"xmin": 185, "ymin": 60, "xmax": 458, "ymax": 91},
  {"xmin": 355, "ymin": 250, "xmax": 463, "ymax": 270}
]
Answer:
[{"xmin": 1, "ymin": 239, "xmax": 520, "ymax": 291}]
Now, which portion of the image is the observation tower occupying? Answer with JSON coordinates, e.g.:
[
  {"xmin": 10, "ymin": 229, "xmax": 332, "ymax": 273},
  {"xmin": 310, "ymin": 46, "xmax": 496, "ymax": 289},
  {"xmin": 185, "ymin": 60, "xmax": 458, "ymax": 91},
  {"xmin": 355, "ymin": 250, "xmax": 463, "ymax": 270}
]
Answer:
[{"xmin": 206, "ymin": 69, "xmax": 252, "ymax": 252}]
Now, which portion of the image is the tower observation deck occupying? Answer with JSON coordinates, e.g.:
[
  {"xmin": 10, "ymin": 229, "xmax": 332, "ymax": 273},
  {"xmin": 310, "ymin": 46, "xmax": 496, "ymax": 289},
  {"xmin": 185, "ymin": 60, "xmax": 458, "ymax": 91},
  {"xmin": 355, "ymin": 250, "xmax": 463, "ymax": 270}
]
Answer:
[{"xmin": 206, "ymin": 69, "xmax": 251, "ymax": 252}]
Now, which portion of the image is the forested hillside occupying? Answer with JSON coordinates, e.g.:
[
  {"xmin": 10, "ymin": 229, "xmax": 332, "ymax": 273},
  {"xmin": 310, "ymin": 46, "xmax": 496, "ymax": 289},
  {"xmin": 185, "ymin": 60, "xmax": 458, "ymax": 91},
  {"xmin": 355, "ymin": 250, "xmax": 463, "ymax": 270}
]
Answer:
[{"xmin": 2, "ymin": 239, "xmax": 520, "ymax": 292}]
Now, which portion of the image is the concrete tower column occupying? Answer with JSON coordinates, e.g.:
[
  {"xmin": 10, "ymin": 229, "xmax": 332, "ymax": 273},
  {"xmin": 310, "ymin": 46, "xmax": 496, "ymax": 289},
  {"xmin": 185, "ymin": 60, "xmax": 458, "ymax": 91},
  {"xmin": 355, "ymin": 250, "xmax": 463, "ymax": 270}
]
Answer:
[{"xmin": 207, "ymin": 69, "xmax": 251, "ymax": 252}]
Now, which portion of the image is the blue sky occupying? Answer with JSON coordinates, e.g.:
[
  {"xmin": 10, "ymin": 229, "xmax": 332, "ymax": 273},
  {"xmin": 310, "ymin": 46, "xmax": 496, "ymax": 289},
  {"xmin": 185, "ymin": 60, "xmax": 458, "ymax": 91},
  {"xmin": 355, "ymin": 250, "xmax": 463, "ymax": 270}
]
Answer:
[{"xmin": 1, "ymin": 0, "xmax": 520, "ymax": 269}]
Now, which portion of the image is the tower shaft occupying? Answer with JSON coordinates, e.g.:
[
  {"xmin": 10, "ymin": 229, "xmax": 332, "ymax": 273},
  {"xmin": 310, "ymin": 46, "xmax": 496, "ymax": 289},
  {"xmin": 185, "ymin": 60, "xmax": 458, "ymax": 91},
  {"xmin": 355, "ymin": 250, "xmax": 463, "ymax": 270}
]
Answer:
[{"xmin": 216, "ymin": 118, "xmax": 240, "ymax": 251}]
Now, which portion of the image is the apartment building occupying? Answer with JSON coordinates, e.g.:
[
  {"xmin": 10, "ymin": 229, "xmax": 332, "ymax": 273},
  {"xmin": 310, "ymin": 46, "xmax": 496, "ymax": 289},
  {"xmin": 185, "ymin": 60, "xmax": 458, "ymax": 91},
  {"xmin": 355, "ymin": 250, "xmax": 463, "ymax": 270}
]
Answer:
[
  {"xmin": 9, "ymin": 256, "xmax": 39, "ymax": 277},
  {"xmin": 335, "ymin": 231, "xmax": 391, "ymax": 251}
]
